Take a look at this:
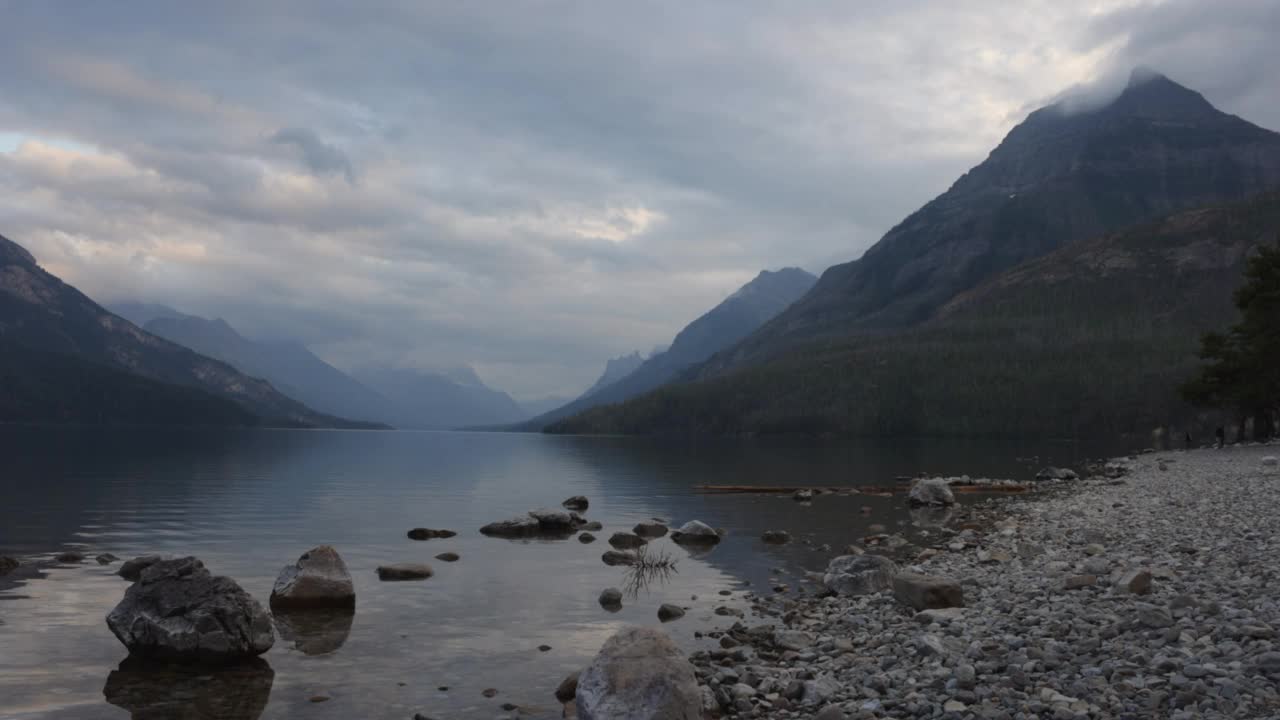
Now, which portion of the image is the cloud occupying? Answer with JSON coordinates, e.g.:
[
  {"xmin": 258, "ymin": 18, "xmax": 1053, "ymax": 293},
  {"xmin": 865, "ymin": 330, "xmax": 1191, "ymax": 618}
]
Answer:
[{"xmin": 0, "ymin": 0, "xmax": 1277, "ymax": 399}]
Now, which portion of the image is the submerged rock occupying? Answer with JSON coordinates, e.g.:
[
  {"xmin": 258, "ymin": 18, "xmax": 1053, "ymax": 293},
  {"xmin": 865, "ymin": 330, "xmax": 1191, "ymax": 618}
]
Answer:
[
  {"xmin": 556, "ymin": 671, "xmax": 581, "ymax": 702},
  {"xmin": 563, "ymin": 496, "xmax": 590, "ymax": 511},
  {"xmin": 578, "ymin": 532, "xmax": 597, "ymax": 543},
  {"xmin": 599, "ymin": 587, "xmax": 623, "ymax": 610},
  {"xmin": 576, "ymin": 626, "xmax": 701, "ymax": 720},
  {"xmin": 407, "ymin": 528, "xmax": 456, "ymax": 540},
  {"xmin": 106, "ymin": 557, "xmax": 274, "ymax": 663},
  {"xmin": 907, "ymin": 478, "xmax": 955, "ymax": 507},
  {"xmin": 96, "ymin": 553, "xmax": 120, "ymax": 565},
  {"xmin": 55, "ymin": 551, "xmax": 85, "ymax": 564},
  {"xmin": 269, "ymin": 545, "xmax": 355, "ymax": 610},
  {"xmin": 761, "ymin": 530, "xmax": 792, "ymax": 544},
  {"xmin": 823, "ymin": 554, "xmax": 898, "ymax": 596},
  {"xmin": 601, "ymin": 550, "xmax": 637, "ymax": 566},
  {"xmin": 608, "ymin": 532, "xmax": 647, "ymax": 549},
  {"xmin": 376, "ymin": 563, "xmax": 434, "ymax": 581},
  {"xmin": 273, "ymin": 608, "xmax": 354, "ymax": 655},
  {"xmin": 669, "ymin": 520, "xmax": 721, "ymax": 545},
  {"xmin": 434, "ymin": 552, "xmax": 460, "ymax": 562},
  {"xmin": 633, "ymin": 522, "xmax": 668, "ymax": 538}
]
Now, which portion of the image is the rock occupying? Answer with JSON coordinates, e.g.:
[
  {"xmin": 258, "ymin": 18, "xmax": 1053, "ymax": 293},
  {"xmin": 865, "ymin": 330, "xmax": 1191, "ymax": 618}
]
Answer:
[
  {"xmin": 530, "ymin": 507, "xmax": 576, "ymax": 528},
  {"xmin": 407, "ymin": 528, "xmax": 456, "ymax": 540},
  {"xmin": 943, "ymin": 699, "xmax": 967, "ymax": 713},
  {"xmin": 583, "ymin": 521, "xmax": 604, "ymax": 531},
  {"xmin": 892, "ymin": 572, "xmax": 964, "ymax": 610},
  {"xmin": 1115, "ymin": 568, "xmax": 1153, "ymax": 595},
  {"xmin": 670, "ymin": 520, "xmax": 721, "ymax": 545},
  {"xmin": 118, "ymin": 555, "xmax": 170, "ymax": 582},
  {"xmin": 1063, "ymin": 575, "xmax": 1097, "ymax": 590},
  {"xmin": 269, "ymin": 545, "xmax": 355, "ymax": 610},
  {"xmin": 814, "ymin": 705, "xmax": 845, "ymax": 720},
  {"xmin": 1083, "ymin": 543, "xmax": 1105, "ymax": 556},
  {"xmin": 375, "ymin": 563, "xmax": 433, "ymax": 580},
  {"xmin": 598, "ymin": 588, "xmax": 623, "ymax": 609},
  {"xmin": 103, "ymin": 657, "xmax": 274, "ymax": 719},
  {"xmin": 907, "ymin": 478, "xmax": 955, "ymax": 506},
  {"xmin": 1137, "ymin": 605, "xmax": 1174, "ymax": 628},
  {"xmin": 579, "ymin": 532, "xmax": 596, "ymax": 543},
  {"xmin": 434, "ymin": 552, "xmax": 460, "ymax": 562},
  {"xmin": 556, "ymin": 672, "xmax": 580, "ymax": 702},
  {"xmin": 794, "ymin": 489, "xmax": 814, "ymax": 502},
  {"xmin": 657, "ymin": 604, "xmax": 686, "ymax": 622},
  {"xmin": 55, "ymin": 551, "xmax": 85, "ymax": 563},
  {"xmin": 563, "ymin": 496, "xmax": 590, "ymax": 511},
  {"xmin": 105, "ymin": 557, "xmax": 274, "ymax": 662},
  {"xmin": 96, "ymin": 553, "xmax": 120, "ymax": 565},
  {"xmin": 609, "ymin": 532, "xmax": 647, "ymax": 549},
  {"xmin": 482, "ymin": 688, "xmax": 498, "ymax": 698},
  {"xmin": 0, "ymin": 556, "xmax": 17, "ymax": 575},
  {"xmin": 761, "ymin": 530, "xmax": 792, "ymax": 544},
  {"xmin": 914, "ymin": 607, "xmax": 966, "ymax": 624},
  {"xmin": 575, "ymin": 626, "xmax": 701, "ymax": 720},
  {"xmin": 1082, "ymin": 556, "xmax": 1110, "ymax": 574},
  {"xmin": 601, "ymin": 550, "xmax": 637, "ymax": 566},
  {"xmin": 633, "ymin": 522, "xmax": 668, "ymax": 538},
  {"xmin": 480, "ymin": 515, "xmax": 542, "ymax": 537},
  {"xmin": 1036, "ymin": 467, "xmax": 1079, "ymax": 481},
  {"xmin": 1262, "ymin": 456, "xmax": 1278, "ymax": 468},
  {"xmin": 823, "ymin": 555, "xmax": 898, "ymax": 596},
  {"xmin": 481, "ymin": 509, "xmax": 581, "ymax": 537}
]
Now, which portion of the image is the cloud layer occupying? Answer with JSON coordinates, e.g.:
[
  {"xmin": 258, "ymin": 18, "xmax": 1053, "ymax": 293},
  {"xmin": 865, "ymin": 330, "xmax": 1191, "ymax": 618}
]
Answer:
[{"xmin": 1, "ymin": 0, "xmax": 1277, "ymax": 398}]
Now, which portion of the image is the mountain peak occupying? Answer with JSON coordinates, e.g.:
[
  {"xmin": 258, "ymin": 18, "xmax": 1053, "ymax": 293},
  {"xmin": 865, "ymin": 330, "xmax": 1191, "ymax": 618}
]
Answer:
[
  {"xmin": 1112, "ymin": 68, "xmax": 1216, "ymax": 119},
  {"xmin": 0, "ymin": 233, "xmax": 37, "ymax": 267}
]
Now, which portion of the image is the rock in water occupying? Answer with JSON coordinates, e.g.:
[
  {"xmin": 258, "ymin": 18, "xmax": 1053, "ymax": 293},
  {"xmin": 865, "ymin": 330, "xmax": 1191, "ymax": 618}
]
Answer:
[
  {"xmin": 96, "ymin": 553, "xmax": 120, "ymax": 565},
  {"xmin": 480, "ymin": 515, "xmax": 542, "ymax": 537},
  {"xmin": 556, "ymin": 671, "xmax": 581, "ymax": 702},
  {"xmin": 376, "ymin": 563, "xmax": 433, "ymax": 580},
  {"xmin": 0, "ymin": 556, "xmax": 18, "ymax": 576},
  {"xmin": 633, "ymin": 522, "xmax": 668, "ymax": 538},
  {"xmin": 434, "ymin": 552, "xmax": 460, "ymax": 562},
  {"xmin": 269, "ymin": 545, "xmax": 355, "ymax": 610},
  {"xmin": 106, "ymin": 557, "xmax": 274, "ymax": 663},
  {"xmin": 407, "ymin": 528, "xmax": 456, "ymax": 540},
  {"xmin": 609, "ymin": 532, "xmax": 647, "ymax": 549},
  {"xmin": 1035, "ymin": 467, "xmax": 1079, "ymax": 481},
  {"xmin": 907, "ymin": 478, "xmax": 955, "ymax": 506},
  {"xmin": 563, "ymin": 496, "xmax": 590, "ymax": 511},
  {"xmin": 669, "ymin": 520, "xmax": 721, "ymax": 545},
  {"xmin": 273, "ymin": 608, "xmax": 354, "ymax": 655},
  {"xmin": 761, "ymin": 530, "xmax": 792, "ymax": 544},
  {"xmin": 657, "ymin": 604, "xmax": 686, "ymax": 622},
  {"xmin": 578, "ymin": 532, "xmax": 597, "ymax": 543},
  {"xmin": 118, "ymin": 555, "xmax": 171, "ymax": 582},
  {"xmin": 893, "ymin": 572, "xmax": 965, "ymax": 610},
  {"xmin": 602, "ymin": 550, "xmax": 637, "ymax": 566},
  {"xmin": 599, "ymin": 588, "xmax": 623, "ymax": 610},
  {"xmin": 55, "ymin": 551, "xmax": 85, "ymax": 563},
  {"xmin": 823, "ymin": 555, "xmax": 898, "ymax": 596},
  {"xmin": 576, "ymin": 626, "xmax": 701, "ymax": 720}
]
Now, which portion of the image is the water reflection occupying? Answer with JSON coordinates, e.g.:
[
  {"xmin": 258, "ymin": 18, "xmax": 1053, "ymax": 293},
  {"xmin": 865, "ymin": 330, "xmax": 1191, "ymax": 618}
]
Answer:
[
  {"xmin": 910, "ymin": 505, "xmax": 956, "ymax": 528},
  {"xmin": 621, "ymin": 546, "xmax": 680, "ymax": 599},
  {"xmin": 273, "ymin": 608, "xmax": 354, "ymax": 655},
  {"xmin": 102, "ymin": 657, "xmax": 275, "ymax": 720}
]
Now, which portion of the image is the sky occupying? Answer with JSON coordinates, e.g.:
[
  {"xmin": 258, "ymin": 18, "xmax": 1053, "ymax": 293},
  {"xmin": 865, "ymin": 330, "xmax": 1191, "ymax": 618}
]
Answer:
[{"xmin": 1, "ymin": 1, "xmax": 1278, "ymax": 401}]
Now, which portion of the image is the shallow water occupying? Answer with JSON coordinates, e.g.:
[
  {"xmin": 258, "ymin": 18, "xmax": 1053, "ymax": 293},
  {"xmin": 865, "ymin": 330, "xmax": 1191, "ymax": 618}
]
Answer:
[{"xmin": 0, "ymin": 428, "xmax": 1106, "ymax": 719}]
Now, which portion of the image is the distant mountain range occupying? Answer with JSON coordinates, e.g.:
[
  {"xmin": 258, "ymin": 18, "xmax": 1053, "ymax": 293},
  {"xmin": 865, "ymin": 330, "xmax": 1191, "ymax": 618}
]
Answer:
[
  {"xmin": 581, "ymin": 352, "xmax": 645, "ymax": 398},
  {"xmin": 551, "ymin": 71, "xmax": 1280, "ymax": 438},
  {"xmin": 0, "ymin": 235, "xmax": 367, "ymax": 427},
  {"xmin": 519, "ymin": 267, "xmax": 816, "ymax": 429}
]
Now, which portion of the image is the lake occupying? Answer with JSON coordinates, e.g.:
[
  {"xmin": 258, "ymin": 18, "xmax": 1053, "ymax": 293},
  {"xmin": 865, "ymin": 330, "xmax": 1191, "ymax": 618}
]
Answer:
[{"xmin": 0, "ymin": 428, "xmax": 1107, "ymax": 719}]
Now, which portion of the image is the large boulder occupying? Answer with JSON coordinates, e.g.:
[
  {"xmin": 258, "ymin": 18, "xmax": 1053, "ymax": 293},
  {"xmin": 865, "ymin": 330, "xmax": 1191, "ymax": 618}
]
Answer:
[
  {"xmin": 106, "ymin": 557, "xmax": 274, "ymax": 663},
  {"xmin": 669, "ymin": 520, "xmax": 721, "ymax": 545},
  {"xmin": 823, "ymin": 555, "xmax": 898, "ymax": 596},
  {"xmin": 893, "ymin": 572, "xmax": 965, "ymax": 610},
  {"xmin": 118, "ymin": 555, "xmax": 172, "ymax": 582},
  {"xmin": 908, "ymin": 478, "xmax": 955, "ymax": 506},
  {"xmin": 576, "ymin": 626, "xmax": 701, "ymax": 720},
  {"xmin": 269, "ymin": 545, "xmax": 355, "ymax": 610}
]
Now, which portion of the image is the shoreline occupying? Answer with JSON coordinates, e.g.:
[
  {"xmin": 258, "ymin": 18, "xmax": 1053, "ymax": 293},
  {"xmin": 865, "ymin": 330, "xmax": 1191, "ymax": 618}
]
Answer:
[{"xmin": 678, "ymin": 442, "xmax": 1280, "ymax": 719}]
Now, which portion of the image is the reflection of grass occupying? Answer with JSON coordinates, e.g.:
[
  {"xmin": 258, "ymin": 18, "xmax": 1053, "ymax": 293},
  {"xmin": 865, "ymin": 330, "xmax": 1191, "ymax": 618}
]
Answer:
[{"xmin": 623, "ymin": 546, "xmax": 679, "ymax": 598}]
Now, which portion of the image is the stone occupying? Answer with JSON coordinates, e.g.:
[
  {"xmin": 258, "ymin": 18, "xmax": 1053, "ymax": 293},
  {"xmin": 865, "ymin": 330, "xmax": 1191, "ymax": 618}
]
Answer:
[
  {"xmin": 1262, "ymin": 456, "xmax": 1278, "ymax": 468},
  {"xmin": 1115, "ymin": 568, "xmax": 1153, "ymax": 595},
  {"xmin": 602, "ymin": 550, "xmax": 637, "ymax": 566},
  {"xmin": 1082, "ymin": 557, "xmax": 1110, "ymax": 574},
  {"xmin": 892, "ymin": 572, "xmax": 964, "ymax": 610},
  {"xmin": 106, "ymin": 557, "xmax": 274, "ymax": 663},
  {"xmin": 96, "ymin": 553, "xmax": 120, "ymax": 565},
  {"xmin": 633, "ymin": 522, "xmax": 668, "ymax": 538},
  {"xmin": 578, "ymin": 532, "xmax": 596, "ymax": 543},
  {"xmin": 434, "ymin": 552, "xmax": 460, "ymax": 562},
  {"xmin": 583, "ymin": 521, "xmax": 604, "ymax": 531},
  {"xmin": 479, "ymin": 515, "xmax": 542, "ymax": 537},
  {"xmin": 118, "ymin": 555, "xmax": 170, "ymax": 582},
  {"xmin": 814, "ymin": 705, "xmax": 845, "ymax": 720},
  {"xmin": 943, "ymin": 699, "xmax": 967, "ymax": 713},
  {"xmin": 1063, "ymin": 575, "xmax": 1097, "ymax": 590},
  {"xmin": 823, "ymin": 555, "xmax": 898, "ymax": 596},
  {"xmin": 794, "ymin": 489, "xmax": 814, "ymax": 502},
  {"xmin": 375, "ymin": 563, "xmax": 433, "ymax": 581},
  {"xmin": 55, "ymin": 551, "xmax": 85, "ymax": 563},
  {"xmin": 907, "ymin": 478, "xmax": 955, "ymax": 506},
  {"xmin": 1137, "ymin": 605, "xmax": 1174, "ymax": 628},
  {"xmin": 1036, "ymin": 467, "xmax": 1079, "ymax": 481},
  {"xmin": 955, "ymin": 663, "xmax": 977, "ymax": 689},
  {"xmin": 669, "ymin": 520, "xmax": 721, "ymax": 545},
  {"xmin": 761, "ymin": 530, "xmax": 792, "ymax": 544},
  {"xmin": 599, "ymin": 588, "xmax": 623, "ymax": 609},
  {"xmin": 609, "ymin": 532, "xmax": 647, "ymax": 549},
  {"xmin": 914, "ymin": 607, "xmax": 967, "ymax": 624},
  {"xmin": 1083, "ymin": 543, "xmax": 1105, "ymax": 556},
  {"xmin": 481, "ymin": 509, "xmax": 581, "ymax": 537},
  {"xmin": 658, "ymin": 604, "xmax": 686, "ymax": 622},
  {"xmin": 269, "ymin": 545, "xmax": 355, "ymax": 610},
  {"xmin": 575, "ymin": 626, "xmax": 701, "ymax": 720},
  {"xmin": 407, "ymin": 528, "xmax": 456, "ymax": 540},
  {"xmin": 563, "ymin": 496, "xmax": 590, "ymax": 511},
  {"xmin": 0, "ymin": 556, "xmax": 17, "ymax": 575},
  {"xmin": 556, "ymin": 672, "xmax": 580, "ymax": 702}
]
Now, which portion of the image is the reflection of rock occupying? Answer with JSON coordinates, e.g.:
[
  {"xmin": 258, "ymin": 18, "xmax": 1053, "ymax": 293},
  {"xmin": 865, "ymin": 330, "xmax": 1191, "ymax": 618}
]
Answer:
[
  {"xmin": 107, "ymin": 557, "xmax": 274, "ymax": 663},
  {"xmin": 909, "ymin": 505, "xmax": 955, "ymax": 528},
  {"xmin": 103, "ymin": 657, "xmax": 274, "ymax": 720},
  {"xmin": 907, "ymin": 478, "xmax": 955, "ymax": 507},
  {"xmin": 269, "ymin": 545, "xmax": 355, "ymax": 610},
  {"xmin": 273, "ymin": 609, "xmax": 354, "ymax": 655}
]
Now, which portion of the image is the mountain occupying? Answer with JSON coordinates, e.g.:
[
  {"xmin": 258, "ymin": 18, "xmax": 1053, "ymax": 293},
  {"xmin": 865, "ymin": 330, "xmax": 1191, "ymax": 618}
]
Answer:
[
  {"xmin": 109, "ymin": 302, "xmax": 189, "ymax": 328},
  {"xmin": 549, "ymin": 191, "xmax": 1280, "ymax": 438},
  {"xmin": 519, "ymin": 267, "xmax": 816, "ymax": 429},
  {"xmin": 140, "ymin": 313, "xmax": 392, "ymax": 424},
  {"xmin": 581, "ymin": 352, "xmax": 644, "ymax": 397},
  {"xmin": 0, "ymin": 233, "xmax": 365, "ymax": 427},
  {"xmin": 353, "ymin": 366, "xmax": 526, "ymax": 429},
  {"xmin": 700, "ymin": 70, "xmax": 1280, "ymax": 375},
  {"xmin": 519, "ymin": 394, "xmax": 576, "ymax": 417}
]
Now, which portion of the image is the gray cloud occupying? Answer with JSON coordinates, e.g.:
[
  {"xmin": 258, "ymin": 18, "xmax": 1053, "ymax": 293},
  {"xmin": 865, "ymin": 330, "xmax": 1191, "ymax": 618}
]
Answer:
[{"xmin": 0, "ymin": 0, "xmax": 1277, "ymax": 399}]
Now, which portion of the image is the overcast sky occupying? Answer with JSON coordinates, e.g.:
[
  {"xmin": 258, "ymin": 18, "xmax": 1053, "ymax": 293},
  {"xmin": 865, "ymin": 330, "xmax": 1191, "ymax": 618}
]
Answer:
[{"xmin": 1, "ymin": 1, "xmax": 1277, "ymax": 400}]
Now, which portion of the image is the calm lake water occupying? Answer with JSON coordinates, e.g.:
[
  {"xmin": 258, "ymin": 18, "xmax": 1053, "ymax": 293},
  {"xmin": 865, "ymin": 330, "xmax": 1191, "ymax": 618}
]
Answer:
[{"xmin": 0, "ymin": 428, "xmax": 1110, "ymax": 720}]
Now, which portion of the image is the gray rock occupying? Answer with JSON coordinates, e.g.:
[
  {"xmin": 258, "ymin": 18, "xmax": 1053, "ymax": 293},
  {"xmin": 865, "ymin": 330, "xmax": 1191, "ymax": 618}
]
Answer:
[
  {"xmin": 794, "ymin": 489, "xmax": 814, "ymax": 502},
  {"xmin": 907, "ymin": 478, "xmax": 955, "ymax": 506},
  {"xmin": 375, "ymin": 563, "xmax": 433, "ymax": 580},
  {"xmin": 578, "ymin": 532, "xmax": 596, "ymax": 543},
  {"xmin": 556, "ymin": 671, "xmax": 580, "ymax": 702},
  {"xmin": 105, "ymin": 557, "xmax": 274, "ymax": 663},
  {"xmin": 270, "ymin": 545, "xmax": 355, "ymax": 610},
  {"xmin": 529, "ymin": 507, "xmax": 575, "ymax": 528},
  {"xmin": 1063, "ymin": 575, "xmax": 1097, "ymax": 590},
  {"xmin": 563, "ymin": 495, "xmax": 590, "ymax": 511},
  {"xmin": 479, "ymin": 515, "xmax": 542, "ymax": 537},
  {"xmin": 633, "ymin": 522, "xmax": 668, "ymax": 538},
  {"xmin": 575, "ymin": 626, "xmax": 701, "ymax": 720},
  {"xmin": 434, "ymin": 552, "xmax": 460, "ymax": 562},
  {"xmin": 1262, "ymin": 456, "xmax": 1277, "ymax": 468},
  {"xmin": 1137, "ymin": 605, "xmax": 1174, "ymax": 628},
  {"xmin": 761, "ymin": 530, "xmax": 792, "ymax": 544},
  {"xmin": 658, "ymin": 604, "xmax": 686, "ymax": 622},
  {"xmin": 96, "ymin": 553, "xmax": 120, "ymax": 565},
  {"xmin": 601, "ymin": 550, "xmax": 637, "ymax": 566},
  {"xmin": 1036, "ymin": 467, "xmax": 1079, "ymax": 481},
  {"xmin": 670, "ymin": 520, "xmax": 721, "ymax": 545},
  {"xmin": 609, "ymin": 532, "xmax": 647, "ymax": 549},
  {"xmin": 599, "ymin": 588, "xmax": 623, "ymax": 609},
  {"xmin": 1082, "ymin": 557, "xmax": 1110, "ymax": 575},
  {"xmin": 481, "ymin": 509, "xmax": 581, "ymax": 537},
  {"xmin": 407, "ymin": 528, "xmax": 456, "ymax": 540},
  {"xmin": 118, "ymin": 555, "xmax": 172, "ymax": 582},
  {"xmin": 0, "ymin": 556, "xmax": 17, "ymax": 575},
  {"xmin": 814, "ymin": 705, "xmax": 846, "ymax": 720},
  {"xmin": 892, "ymin": 572, "xmax": 964, "ymax": 610},
  {"xmin": 55, "ymin": 551, "xmax": 85, "ymax": 563},
  {"xmin": 823, "ymin": 554, "xmax": 898, "ymax": 596},
  {"xmin": 1115, "ymin": 568, "xmax": 1153, "ymax": 595},
  {"xmin": 583, "ymin": 521, "xmax": 604, "ymax": 531}
]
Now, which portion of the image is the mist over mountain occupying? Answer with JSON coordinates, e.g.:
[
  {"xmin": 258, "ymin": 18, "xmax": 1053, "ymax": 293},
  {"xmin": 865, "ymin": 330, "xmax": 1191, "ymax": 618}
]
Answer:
[{"xmin": 353, "ymin": 366, "xmax": 527, "ymax": 429}]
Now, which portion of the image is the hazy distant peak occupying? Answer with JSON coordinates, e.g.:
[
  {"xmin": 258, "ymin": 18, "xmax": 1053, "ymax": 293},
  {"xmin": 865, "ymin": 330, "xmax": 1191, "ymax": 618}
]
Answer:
[{"xmin": 727, "ymin": 267, "xmax": 817, "ymax": 303}]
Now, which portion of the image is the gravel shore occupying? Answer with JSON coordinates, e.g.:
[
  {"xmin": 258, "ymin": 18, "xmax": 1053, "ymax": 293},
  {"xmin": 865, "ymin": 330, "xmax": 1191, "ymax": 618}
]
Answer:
[{"xmin": 692, "ymin": 443, "xmax": 1280, "ymax": 720}]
